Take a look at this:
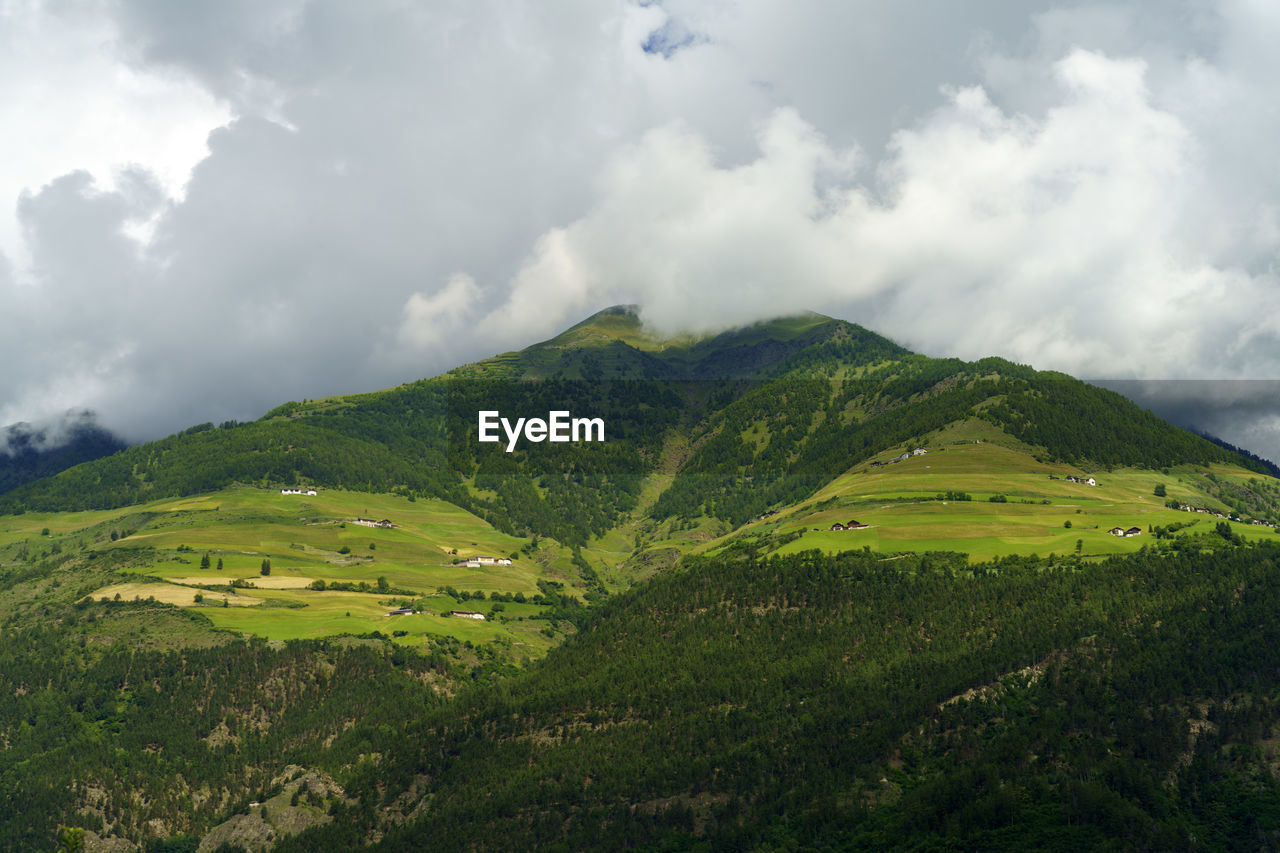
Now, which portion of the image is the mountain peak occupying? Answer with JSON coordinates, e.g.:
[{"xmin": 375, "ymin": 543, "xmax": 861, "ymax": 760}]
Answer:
[
  {"xmin": 551, "ymin": 305, "xmax": 846, "ymax": 351},
  {"xmin": 475, "ymin": 305, "xmax": 900, "ymax": 381}
]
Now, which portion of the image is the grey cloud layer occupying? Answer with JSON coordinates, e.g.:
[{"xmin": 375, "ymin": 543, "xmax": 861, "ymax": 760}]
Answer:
[{"xmin": 3, "ymin": 0, "xmax": 1279, "ymax": 455}]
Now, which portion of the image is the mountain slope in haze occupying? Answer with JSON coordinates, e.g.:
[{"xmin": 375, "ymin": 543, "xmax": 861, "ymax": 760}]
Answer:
[{"xmin": 0, "ymin": 416, "xmax": 126, "ymax": 495}]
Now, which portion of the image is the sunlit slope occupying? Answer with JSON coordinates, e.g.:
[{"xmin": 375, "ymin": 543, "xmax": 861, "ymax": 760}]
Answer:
[
  {"xmin": 707, "ymin": 420, "xmax": 1280, "ymax": 562},
  {"xmin": 0, "ymin": 486, "xmax": 586, "ymax": 652}
]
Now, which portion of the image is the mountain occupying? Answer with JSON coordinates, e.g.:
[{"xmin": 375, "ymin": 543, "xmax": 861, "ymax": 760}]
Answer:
[
  {"xmin": 0, "ymin": 306, "xmax": 1263, "ymax": 517},
  {"xmin": 0, "ymin": 415, "xmax": 126, "ymax": 495},
  {"xmin": 5, "ymin": 307, "xmax": 1280, "ymax": 850}
]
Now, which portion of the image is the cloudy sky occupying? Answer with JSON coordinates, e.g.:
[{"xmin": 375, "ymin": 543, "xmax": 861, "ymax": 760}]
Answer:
[{"xmin": 4, "ymin": 0, "xmax": 1280, "ymax": 458}]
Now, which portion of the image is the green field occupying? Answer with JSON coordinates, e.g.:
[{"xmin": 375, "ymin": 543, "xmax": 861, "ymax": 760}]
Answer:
[
  {"xmin": 0, "ymin": 486, "xmax": 581, "ymax": 649},
  {"xmin": 708, "ymin": 421, "xmax": 1280, "ymax": 562}
]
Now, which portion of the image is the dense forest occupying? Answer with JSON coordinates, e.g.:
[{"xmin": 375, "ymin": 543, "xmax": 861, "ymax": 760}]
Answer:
[
  {"xmin": 286, "ymin": 541, "xmax": 1280, "ymax": 851},
  {"xmin": 11, "ymin": 541, "xmax": 1280, "ymax": 850},
  {"xmin": 0, "ymin": 595, "xmax": 501, "ymax": 851}
]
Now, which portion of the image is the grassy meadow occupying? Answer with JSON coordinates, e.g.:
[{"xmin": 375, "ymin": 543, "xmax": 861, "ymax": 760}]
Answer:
[
  {"xmin": 709, "ymin": 421, "xmax": 1280, "ymax": 562},
  {"xmin": 0, "ymin": 486, "xmax": 578, "ymax": 651}
]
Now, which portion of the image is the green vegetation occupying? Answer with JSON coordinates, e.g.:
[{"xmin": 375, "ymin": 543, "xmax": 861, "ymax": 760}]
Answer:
[
  {"xmin": 6, "ymin": 307, "xmax": 1280, "ymax": 849},
  {"xmin": 0, "ymin": 487, "xmax": 583, "ymax": 651},
  {"xmin": 0, "ymin": 608, "xmax": 459, "ymax": 850},
  {"xmin": 274, "ymin": 543, "xmax": 1280, "ymax": 851},
  {"xmin": 711, "ymin": 422, "xmax": 1280, "ymax": 564}
]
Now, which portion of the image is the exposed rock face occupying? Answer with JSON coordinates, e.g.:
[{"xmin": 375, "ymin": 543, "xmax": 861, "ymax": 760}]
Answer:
[{"xmin": 195, "ymin": 767, "xmax": 341, "ymax": 852}]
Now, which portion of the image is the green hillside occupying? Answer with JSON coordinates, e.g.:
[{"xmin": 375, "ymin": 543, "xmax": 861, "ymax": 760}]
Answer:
[
  {"xmin": 277, "ymin": 545, "xmax": 1280, "ymax": 849},
  {"xmin": 5, "ymin": 306, "xmax": 1280, "ymax": 850},
  {"xmin": 708, "ymin": 419, "xmax": 1280, "ymax": 563},
  {"xmin": 3, "ymin": 306, "xmax": 1277, "ymax": 651}
]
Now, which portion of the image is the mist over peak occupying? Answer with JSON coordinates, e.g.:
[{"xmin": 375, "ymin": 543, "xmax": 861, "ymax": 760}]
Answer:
[{"xmin": 0, "ymin": 410, "xmax": 126, "ymax": 495}]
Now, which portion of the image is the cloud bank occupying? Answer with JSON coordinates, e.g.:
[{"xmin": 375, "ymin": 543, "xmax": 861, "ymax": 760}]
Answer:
[{"xmin": 4, "ymin": 1, "xmax": 1280, "ymax": 458}]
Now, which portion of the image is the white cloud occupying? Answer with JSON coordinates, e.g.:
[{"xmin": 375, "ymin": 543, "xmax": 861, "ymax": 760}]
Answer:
[
  {"xmin": 479, "ymin": 45, "xmax": 1280, "ymax": 384},
  {"xmin": 0, "ymin": 1, "xmax": 228, "ymax": 266},
  {"xmin": 398, "ymin": 273, "xmax": 482, "ymax": 350},
  {"xmin": 5, "ymin": 0, "xmax": 1280, "ymax": 457}
]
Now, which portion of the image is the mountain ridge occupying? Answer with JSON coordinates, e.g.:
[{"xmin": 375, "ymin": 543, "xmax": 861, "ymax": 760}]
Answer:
[{"xmin": 0, "ymin": 306, "xmax": 1266, "ymax": 525}]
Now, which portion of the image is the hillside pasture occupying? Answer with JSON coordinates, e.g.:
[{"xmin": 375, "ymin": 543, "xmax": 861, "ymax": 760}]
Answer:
[
  {"xmin": 735, "ymin": 437, "xmax": 1280, "ymax": 562},
  {"xmin": 8, "ymin": 486, "xmax": 583, "ymax": 646}
]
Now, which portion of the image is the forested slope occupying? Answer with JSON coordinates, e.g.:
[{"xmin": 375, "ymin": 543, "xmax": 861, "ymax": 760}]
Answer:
[{"xmin": 271, "ymin": 542, "xmax": 1280, "ymax": 851}]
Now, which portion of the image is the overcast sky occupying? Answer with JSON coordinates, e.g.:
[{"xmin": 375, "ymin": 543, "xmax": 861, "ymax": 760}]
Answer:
[{"xmin": 4, "ymin": 1, "xmax": 1280, "ymax": 459}]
